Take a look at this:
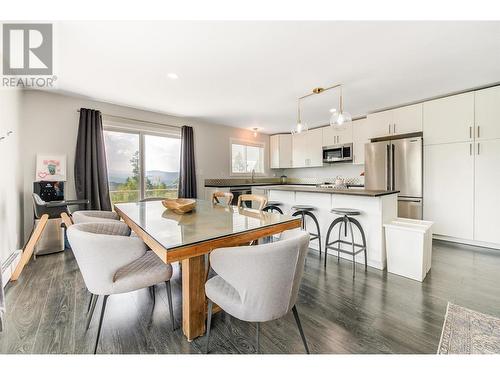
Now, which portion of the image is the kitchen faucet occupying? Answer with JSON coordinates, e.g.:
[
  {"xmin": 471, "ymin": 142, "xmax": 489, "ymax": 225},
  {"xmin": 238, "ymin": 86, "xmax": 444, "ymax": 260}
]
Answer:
[{"xmin": 251, "ymin": 169, "xmax": 255, "ymax": 183}]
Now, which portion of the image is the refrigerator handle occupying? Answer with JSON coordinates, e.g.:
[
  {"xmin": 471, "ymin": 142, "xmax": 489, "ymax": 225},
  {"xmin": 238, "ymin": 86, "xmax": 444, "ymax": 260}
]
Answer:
[
  {"xmin": 391, "ymin": 144, "xmax": 395, "ymax": 191},
  {"xmin": 386, "ymin": 144, "xmax": 390, "ymax": 190}
]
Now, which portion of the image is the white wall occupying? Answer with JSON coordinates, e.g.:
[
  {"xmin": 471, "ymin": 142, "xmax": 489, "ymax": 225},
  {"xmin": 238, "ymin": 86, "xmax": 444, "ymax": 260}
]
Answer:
[
  {"xmin": 20, "ymin": 90, "xmax": 272, "ymax": 240},
  {"xmin": 0, "ymin": 89, "xmax": 23, "ymax": 264}
]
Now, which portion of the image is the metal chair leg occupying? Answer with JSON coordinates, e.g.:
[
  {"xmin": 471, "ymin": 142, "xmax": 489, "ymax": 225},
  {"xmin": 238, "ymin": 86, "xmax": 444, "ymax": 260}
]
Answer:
[
  {"xmin": 337, "ymin": 220, "xmax": 343, "ymax": 263},
  {"xmin": 324, "ymin": 217, "xmax": 343, "ymax": 268},
  {"xmin": 349, "ymin": 217, "xmax": 368, "ymax": 271},
  {"xmin": 256, "ymin": 322, "xmax": 260, "ymax": 354},
  {"xmin": 165, "ymin": 281, "xmax": 175, "ymax": 331},
  {"xmin": 86, "ymin": 294, "xmax": 99, "ymax": 330},
  {"xmin": 94, "ymin": 295, "xmax": 108, "ymax": 354},
  {"xmin": 292, "ymin": 305, "xmax": 310, "ymax": 354},
  {"xmin": 205, "ymin": 299, "xmax": 213, "ymax": 354},
  {"xmin": 87, "ymin": 293, "xmax": 95, "ymax": 313},
  {"xmin": 348, "ymin": 219, "xmax": 356, "ymax": 278},
  {"xmin": 304, "ymin": 211, "xmax": 322, "ymax": 257}
]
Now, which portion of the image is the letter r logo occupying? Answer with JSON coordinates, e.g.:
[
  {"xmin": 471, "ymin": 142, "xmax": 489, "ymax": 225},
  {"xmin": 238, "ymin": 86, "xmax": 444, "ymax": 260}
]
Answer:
[{"xmin": 2, "ymin": 23, "xmax": 52, "ymax": 75}]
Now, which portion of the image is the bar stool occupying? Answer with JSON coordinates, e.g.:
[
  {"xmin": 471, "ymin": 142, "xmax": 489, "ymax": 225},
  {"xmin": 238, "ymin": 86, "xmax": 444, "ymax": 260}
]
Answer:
[
  {"xmin": 324, "ymin": 208, "xmax": 367, "ymax": 278},
  {"xmin": 263, "ymin": 201, "xmax": 283, "ymax": 214},
  {"xmin": 291, "ymin": 205, "xmax": 322, "ymax": 256}
]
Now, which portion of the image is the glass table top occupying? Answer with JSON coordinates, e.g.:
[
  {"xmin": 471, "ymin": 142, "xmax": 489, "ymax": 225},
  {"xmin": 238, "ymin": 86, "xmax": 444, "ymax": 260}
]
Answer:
[{"xmin": 114, "ymin": 199, "xmax": 299, "ymax": 251}]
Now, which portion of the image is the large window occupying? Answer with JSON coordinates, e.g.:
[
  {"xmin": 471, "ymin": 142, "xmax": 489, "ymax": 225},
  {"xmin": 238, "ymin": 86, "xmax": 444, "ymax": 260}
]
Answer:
[
  {"xmin": 104, "ymin": 128, "xmax": 181, "ymax": 204},
  {"xmin": 231, "ymin": 140, "xmax": 264, "ymax": 174}
]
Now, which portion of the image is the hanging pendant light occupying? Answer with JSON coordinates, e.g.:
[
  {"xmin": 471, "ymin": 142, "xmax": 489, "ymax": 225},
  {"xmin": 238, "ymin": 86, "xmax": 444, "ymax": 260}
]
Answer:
[
  {"xmin": 291, "ymin": 98, "xmax": 308, "ymax": 134},
  {"xmin": 329, "ymin": 86, "xmax": 352, "ymax": 131}
]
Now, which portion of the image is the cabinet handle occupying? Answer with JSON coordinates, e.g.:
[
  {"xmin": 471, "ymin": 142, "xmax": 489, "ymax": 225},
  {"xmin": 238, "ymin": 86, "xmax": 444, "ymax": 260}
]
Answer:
[
  {"xmin": 477, "ymin": 143, "xmax": 480, "ymax": 155},
  {"xmin": 477, "ymin": 126, "xmax": 480, "ymax": 138},
  {"xmin": 469, "ymin": 126, "xmax": 472, "ymax": 139},
  {"xmin": 470, "ymin": 143, "xmax": 472, "ymax": 155},
  {"xmin": 393, "ymin": 123, "xmax": 396, "ymax": 134},
  {"xmin": 388, "ymin": 124, "xmax": 391, "ymax": 134}
]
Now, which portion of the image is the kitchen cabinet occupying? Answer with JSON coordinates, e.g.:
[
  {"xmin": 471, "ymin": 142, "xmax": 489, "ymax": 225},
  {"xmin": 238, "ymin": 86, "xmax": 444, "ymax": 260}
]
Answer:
[
  {"xmin": 423, "ymin": 92, "xmax": 474, "ymax": 145},
  {"xmin": 474, "ymin": 139, "xmax": 500, "ymax": 244},
  {"xmin": 292, "ymin": 127, "xmax": 322, "ymax": 168},
  {"xmin": 423, "ymin": 142, "xmax": 474, "ymax": 240},
  {"xmin": 322, "ymin": 122, "xmax": 353, "ymax": 146},
  {"xmin": 352, "ymin": 118, "xmax": 369, "ymax": 165},
  {"xmin": 475, "ymin": 86, "xmax": 500, "ymax": 141},
  {"xmin": 270, "ymin": 134, "xmax": 292, "ymax": 169},
  {"xmin": 366, "ymin": 103, "xmax": 422, "ymax": 139}
]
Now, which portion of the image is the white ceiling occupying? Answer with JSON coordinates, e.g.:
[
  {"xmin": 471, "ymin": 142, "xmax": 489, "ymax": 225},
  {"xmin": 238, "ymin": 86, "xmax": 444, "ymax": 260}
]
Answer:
[{"xmin": 53, "ymin": 21, "xmax": 500, "ymax": 133}]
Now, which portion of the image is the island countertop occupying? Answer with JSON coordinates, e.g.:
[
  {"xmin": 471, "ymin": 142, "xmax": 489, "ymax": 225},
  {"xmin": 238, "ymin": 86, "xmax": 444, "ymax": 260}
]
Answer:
[{"xmin": 262, "ymin": 185, "xmax": 399, "ymax": 197}]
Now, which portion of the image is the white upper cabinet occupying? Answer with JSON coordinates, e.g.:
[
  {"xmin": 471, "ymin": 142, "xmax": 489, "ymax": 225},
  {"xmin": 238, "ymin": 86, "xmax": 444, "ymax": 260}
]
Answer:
[
  {"xmin": 475, "ymin": 86, "xmax": 500, "ymax": 141},
  {"xmin": 366, "ymin": 103, "xmax": 422, "ymax": 139},
  {"xmin": 367, "ymin": 110, "xmax": 393, "ymax": 138},
  {"xmin": 322, "ymin": 123, "xmax": 353, "ymax": 146},
  {"xmin": 423, "ymin": 142, "xmax": 474, "ymax": 240},
  {"xmin": 423, "ymin": 92, "xmax": 474, "ymax": 145},
  {"xmin": 352, "ymin": 118, "xmax": 369, "ymax": 165},
  {"xmin": 474, "ymin": 138, "xmax": 500, "ymax": 244},
  {"xmin": 392, "ymin": 103, "xmax": 423, "ymax": 135},
  {"xmin": 270, "ymin": 134, "xmax": 292, "ymax": 169},
  {"xmin": 292, "ymin": 128, "xmax": 323, "ymax": 168}
]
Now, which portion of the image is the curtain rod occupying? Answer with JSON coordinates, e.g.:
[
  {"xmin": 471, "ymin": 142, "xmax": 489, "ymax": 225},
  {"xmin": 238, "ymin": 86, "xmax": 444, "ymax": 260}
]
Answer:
[{"xmin": 76, "ymin": 110, "xmax": 181, "ymax": 129}]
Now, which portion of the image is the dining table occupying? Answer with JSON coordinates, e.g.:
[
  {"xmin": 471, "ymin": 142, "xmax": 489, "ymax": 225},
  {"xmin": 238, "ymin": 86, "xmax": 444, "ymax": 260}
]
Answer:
[{"xmin": 114, "ymin": 199, "xmax": 301, "ymax": 341}]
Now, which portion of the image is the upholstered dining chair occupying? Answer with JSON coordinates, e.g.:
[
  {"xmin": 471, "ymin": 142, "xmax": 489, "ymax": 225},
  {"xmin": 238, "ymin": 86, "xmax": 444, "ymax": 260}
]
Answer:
[
  {"xmin": 236, "ymin": 194, "xmax": 268, "ymax": 211},
  {"xmin": 72, "ymin": 210, "xmax": 120, "ymax": 224},
  {"xmin": 67, "ymin": 221, "xmax": 175, "ymax": 354},
  {"xmin": 211, "ymin": 191, "xmax": 234, "ymax": 206},
  {"xmin": 204, "ymin": 229, "xmax": 311, "ymax": 354}
]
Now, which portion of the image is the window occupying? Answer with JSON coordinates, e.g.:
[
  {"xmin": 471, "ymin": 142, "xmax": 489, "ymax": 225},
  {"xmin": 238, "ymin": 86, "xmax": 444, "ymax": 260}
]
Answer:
[
  {"xmin": 104, "ymin": 127, "xmax": 181, "ymax": 204},
  {"xmin": 231, "ymin": 140, "xmax": 264, "ymax": 174}
]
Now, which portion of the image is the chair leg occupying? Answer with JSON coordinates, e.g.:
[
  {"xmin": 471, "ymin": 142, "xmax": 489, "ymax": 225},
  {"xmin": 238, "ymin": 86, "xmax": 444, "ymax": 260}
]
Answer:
[
  {"xmin": 87, "ymin": 293, "xmax": 95, "ymax": 313},
  {"xmin": 304, "ymin": 211, "xmax": 322, "ymax": 258},
  {"xmin": 337, "ymin": 220, "xmax": 343, "ymax": 263},
  {"xmin": 205, "ymin": 299, "xmax": 213, "ymax": 354},
  {"xmin": 349, "ymin": 217, "xmax": 368, "ymax": 272},
  {"xmin": 94, "ymin": 295, "xmax": 109, "ymax": 354},
  {"xmin": 348, "ymin": 219, "xmax": 356, "ymax": 279},
  {"xmin": 292, "ymin": 305, "xmax": 310, "ymax": 354},
  {"xmin": 165, "ymin": 281, "xmax": 175, "ymax": 331},
  {"xmin": 324, "ymin": 217, "xmax": 343, "ymax": 268},
  {"xmin": 256, "ymin": 322, "xmax": 260, "ymax": 354},
  {"xmin": 150, "ymin": 285, "xmax": 156, "ymax": 310},
  {"xmin": 86, "ymin": 294, "xmax": 99, "ymax": 330}
]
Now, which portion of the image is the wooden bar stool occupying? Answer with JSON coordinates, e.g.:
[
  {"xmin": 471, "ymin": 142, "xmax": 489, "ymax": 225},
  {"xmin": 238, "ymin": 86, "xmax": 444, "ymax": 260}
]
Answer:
[
  {"xmin": 324, "ymin": 208, "xmax": 367, "ymax": 278},
  {"xmin": 291, "ymin": 205, "xmax": 322, "ymax": 257}
]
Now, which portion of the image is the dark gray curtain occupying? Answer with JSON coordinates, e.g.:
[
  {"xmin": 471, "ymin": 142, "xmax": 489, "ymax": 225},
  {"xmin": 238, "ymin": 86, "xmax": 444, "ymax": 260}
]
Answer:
[
  {"xmin": 178, "ymin": 126, "xmax": 197, "ymax": 198},
  {"xmin": 74, "ymin": 108, "xmax": 112, "ymax": 210}
]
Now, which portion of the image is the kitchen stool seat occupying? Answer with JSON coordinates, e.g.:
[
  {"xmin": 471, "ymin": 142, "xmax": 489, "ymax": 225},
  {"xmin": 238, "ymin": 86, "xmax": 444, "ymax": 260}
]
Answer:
[{"xmin": 263, "ymin": 201, "xmax": 284, "ymax": 214}]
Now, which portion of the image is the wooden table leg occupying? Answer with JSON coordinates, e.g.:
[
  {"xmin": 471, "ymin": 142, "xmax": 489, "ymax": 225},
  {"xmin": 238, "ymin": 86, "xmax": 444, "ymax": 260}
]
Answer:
[{"xmin": 182, "ymin": 254, "xmax": 207, "ymax": 341}]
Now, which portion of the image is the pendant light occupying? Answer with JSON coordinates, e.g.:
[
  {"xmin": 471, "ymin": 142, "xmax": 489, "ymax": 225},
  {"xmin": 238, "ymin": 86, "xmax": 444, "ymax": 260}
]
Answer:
[
  {"xmin": 291, "ymin": 99, "xmax": 308, "ymax": 134},
  {"xmin": 329, "ymin": 86, "xmax": 352, "ymax": 131}
]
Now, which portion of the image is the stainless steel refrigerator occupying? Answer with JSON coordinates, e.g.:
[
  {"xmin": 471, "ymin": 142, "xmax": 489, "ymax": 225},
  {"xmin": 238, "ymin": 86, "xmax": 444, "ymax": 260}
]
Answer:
[{"xmin": 364, "ymin": 136, "xmax": 423, "ymax": 219}]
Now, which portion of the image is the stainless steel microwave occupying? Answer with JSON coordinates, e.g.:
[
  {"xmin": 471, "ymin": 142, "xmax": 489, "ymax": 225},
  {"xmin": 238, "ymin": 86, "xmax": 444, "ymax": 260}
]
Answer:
[{"xmin": 322, "ymin": 143, "xmax": 353, "ymax": 163}]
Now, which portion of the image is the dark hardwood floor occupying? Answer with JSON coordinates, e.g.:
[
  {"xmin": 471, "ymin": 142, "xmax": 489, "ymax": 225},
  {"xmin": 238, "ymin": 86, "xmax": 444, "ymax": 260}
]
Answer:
[{"xmin": 1, "ymin": 240, "xmax": 500, "ymax": 354}]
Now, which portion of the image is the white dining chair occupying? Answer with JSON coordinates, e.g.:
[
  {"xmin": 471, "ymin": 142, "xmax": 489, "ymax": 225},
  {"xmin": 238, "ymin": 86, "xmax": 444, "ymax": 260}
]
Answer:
[
  {"xmin": 204, "ymin": 229, "xmax": 311, "ymax": 354},
  {"xmin": 71, "ymin": 210, "xmax": 120, "ymax": 224},
  {"xmin": 67, "ymin": 221, "xmax": 175, "ymax": 354}
]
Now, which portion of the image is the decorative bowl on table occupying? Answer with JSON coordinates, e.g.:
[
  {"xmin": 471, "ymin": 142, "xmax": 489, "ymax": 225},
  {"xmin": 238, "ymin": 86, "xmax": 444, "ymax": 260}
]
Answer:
[{"xmin": 162, "ymin": 198, "xmax": 196, "ymax": 214}]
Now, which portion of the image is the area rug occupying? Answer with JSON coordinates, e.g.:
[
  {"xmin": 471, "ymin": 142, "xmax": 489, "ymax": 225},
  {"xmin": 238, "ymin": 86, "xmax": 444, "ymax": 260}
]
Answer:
[{"xmin": 438, "ymin": 302, "xmax": 500, "ymax": 354}]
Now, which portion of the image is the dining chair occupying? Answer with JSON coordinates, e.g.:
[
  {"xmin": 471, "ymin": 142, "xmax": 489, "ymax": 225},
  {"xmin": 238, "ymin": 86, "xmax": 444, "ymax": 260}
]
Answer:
[
  {"xmin": 204, "ymin": 229, "xmax": 311, "ymax": 354},
  {"xmin": 67, "ymin": 221, "xmax": 175, "ymax": 354},
  {"xmin": 236, "ymin": 194, "xmax": 268, "ymax": 211},
  {"xmin": 211, "ymin": 191, "xmax": 234, "ymax": 206},
  {"xmin": 72, "ymin": 210, "xmax": 120, "ymax": 224}
]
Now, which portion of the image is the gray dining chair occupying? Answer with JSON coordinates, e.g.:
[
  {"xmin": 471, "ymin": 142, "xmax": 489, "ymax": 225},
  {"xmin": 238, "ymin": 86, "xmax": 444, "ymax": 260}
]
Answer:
[
  {"xmin": 204, "ymin": 229, "xmax": 311, "ymax": 354},
  {"xmin": 72, "ymin": 210, "xmax": 120, "ymax": 224},
  {"xmin": 67, "ymin": 221, "xmax": 175, "ymax": 354}
]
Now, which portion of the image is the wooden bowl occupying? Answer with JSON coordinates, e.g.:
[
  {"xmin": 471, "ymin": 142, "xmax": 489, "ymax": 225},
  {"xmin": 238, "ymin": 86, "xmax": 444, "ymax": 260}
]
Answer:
[{"xmin": 162, "ymin": 198, "xmax": 196, "ymax": 214}]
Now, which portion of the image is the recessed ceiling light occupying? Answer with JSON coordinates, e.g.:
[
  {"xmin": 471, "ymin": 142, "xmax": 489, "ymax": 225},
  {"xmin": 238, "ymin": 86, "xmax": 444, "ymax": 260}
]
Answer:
[
  {"xmin": 167, "ymin": 73, "xmax": 179, "ymax": 80},
  {"xmin": 329, "ymin": 108, "xmax": 337, "ymax": 113}
]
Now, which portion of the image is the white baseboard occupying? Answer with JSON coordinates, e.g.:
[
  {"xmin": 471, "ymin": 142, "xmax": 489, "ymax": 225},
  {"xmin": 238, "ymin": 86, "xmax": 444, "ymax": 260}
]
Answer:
[
  {"xmin": 1, "ymin": 250, "xmax": 22, "ymax": 286},
  {"xmin": 433, "ymin": 235, "xmax": 500, "ymax": 250}
]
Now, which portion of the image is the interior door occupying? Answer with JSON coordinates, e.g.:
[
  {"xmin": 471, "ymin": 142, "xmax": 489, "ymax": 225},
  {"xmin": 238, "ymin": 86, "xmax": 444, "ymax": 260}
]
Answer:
[
  {"xmin": 364, "ymin": 141, "xmax": 390, "ymax": 190},
  {"xmin": 474, "ymin": 139, "xmax": 500, "ymax": 244},
  {"xmin": 392, "ymin": 137, "xmax": 422, "ymax": 197},
  {"xmin": 423, "ymin": 142, "xmax": 474, "ymax": 240}
]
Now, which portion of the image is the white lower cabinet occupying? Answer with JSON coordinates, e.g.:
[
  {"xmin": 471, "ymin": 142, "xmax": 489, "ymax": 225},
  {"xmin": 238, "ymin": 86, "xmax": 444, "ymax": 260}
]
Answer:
[
  {"xmin": 474, "ymin": 139, "xmax": 500, "ymax": 244},
  {"xmin": 423, "ymin": 142, "xmax": 474, "ymax": 240}
]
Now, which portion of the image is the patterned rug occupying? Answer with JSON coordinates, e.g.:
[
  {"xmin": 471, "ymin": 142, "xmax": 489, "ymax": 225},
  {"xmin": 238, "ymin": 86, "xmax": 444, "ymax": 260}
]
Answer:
[{"xmin": 438, "ymin": 302, "xmax": 500, "ymax": 354}]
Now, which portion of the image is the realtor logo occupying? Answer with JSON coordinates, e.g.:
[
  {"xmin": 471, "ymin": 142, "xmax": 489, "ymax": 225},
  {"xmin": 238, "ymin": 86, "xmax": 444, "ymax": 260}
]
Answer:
[{"xmin": 2, "ymin": 23, "xmax": 53, "ymax": 75}]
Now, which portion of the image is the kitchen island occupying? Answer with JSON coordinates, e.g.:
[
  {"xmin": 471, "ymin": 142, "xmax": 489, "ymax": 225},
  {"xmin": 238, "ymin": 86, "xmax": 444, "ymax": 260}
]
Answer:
[{"xmin": 263, "ymin": 185, "xmax": 399, "ymax": 270}]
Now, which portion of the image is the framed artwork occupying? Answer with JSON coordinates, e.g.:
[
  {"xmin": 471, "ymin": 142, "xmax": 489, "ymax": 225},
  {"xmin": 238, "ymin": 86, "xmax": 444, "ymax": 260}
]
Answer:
[{"xmin": 35, "ymin": 154, "xmax": 67, "ymax": 181}]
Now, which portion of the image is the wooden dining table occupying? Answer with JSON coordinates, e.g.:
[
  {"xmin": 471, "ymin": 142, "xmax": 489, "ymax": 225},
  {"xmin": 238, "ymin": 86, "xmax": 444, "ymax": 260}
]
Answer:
[{"xmin": 114, "ymin": 199, "xmax": 301, "ymax": 341}]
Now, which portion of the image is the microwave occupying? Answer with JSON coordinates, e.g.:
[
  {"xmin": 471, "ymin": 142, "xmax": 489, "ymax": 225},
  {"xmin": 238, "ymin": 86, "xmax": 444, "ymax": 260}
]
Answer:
[{"xmin": 322, "ymin": 143, "xmax": 353, "ymax": 163}]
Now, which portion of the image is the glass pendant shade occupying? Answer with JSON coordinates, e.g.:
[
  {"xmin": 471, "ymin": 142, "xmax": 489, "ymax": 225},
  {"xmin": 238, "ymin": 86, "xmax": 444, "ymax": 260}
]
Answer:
[
  {"xmin": 292, "ymin": 121, "xmax": 308, "ymax": 134},
  {"xmin": 329, "ymin": 110, "xmax": 352, "ymax": 131}
]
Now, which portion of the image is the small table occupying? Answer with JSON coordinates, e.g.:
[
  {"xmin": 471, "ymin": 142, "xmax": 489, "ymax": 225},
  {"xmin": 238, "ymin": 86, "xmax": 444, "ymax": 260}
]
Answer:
[{"xmin": 114, "ymin": 199, "xmax": 301, "ymax": 341}]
